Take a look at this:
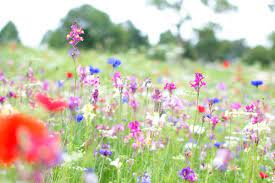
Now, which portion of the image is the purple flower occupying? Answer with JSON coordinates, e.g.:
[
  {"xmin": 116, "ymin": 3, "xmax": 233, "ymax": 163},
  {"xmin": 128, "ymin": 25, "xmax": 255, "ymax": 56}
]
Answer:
[
  {"xmin": 137, "ymin": 172, "xmax": 151, "ymax": 183},
  {"xmin": 66, "ymin": 23, "xmax": 84, "ymax": 47},
  {"xmin": 179, "ymin": 166, "xmax": 197, "ymax": 182},
  {"xmin": 128, "ymin": 76, "xmax": 138, "ymax": 94},
  {"xmin": 190, "ymin": 73, "xmax": 206, "ymax": 92},
  {"xmin": 92, "ymin": 89, "xmax": 99, "ymax": 103},
  {"xmin": 211, "ymin": 116, "xmax": 219, "ymax": 128},
  {"xmin": 99, "ymin": 149, "xmax": 112, "ymax": 157},
  {"xmin": 68, "ymin": 96, "xmax": 80, "ymax": 110},
  {"xmin": 213, "ymin": 149, "xmax": 231, "ymax": 171},
  {"xmin": 78, "ymin": 66, "xmax": 88, "ymax": 83},
  {"xmin": 129, "ymin": 99, "xmax": 139, "ymax": 112},
  {"xmin": 151, "ymin": 89, "xmax": 162, "ymax": 102},
  {"xmin": 0, "ymin": 96, "xmax": 6, "ymax": 104},
  {"xmin": 164, "ymin": 82, "xmax": 176, "ymax": 94}
]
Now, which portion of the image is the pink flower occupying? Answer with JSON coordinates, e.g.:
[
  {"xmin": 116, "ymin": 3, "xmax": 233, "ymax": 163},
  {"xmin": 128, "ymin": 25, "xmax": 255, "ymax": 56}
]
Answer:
[
  {"xmin": 112, "ymin": 72, "xmax": 123, "ymax": 89},
  {"xmin": 128, "ymin": 121, "xmax": 140, "ymax": 134},
  {"xmin": 164, "ymin": 82, "xmax": 176, "ymax": 94},
  {"xmin": 190, "ymin": 73, "xmax": 206, "ymax": 92},
  {"xmin": 231, "ymin": 102, "xmax": 241, "ymax": 110},
  {"xmin": 245, "ymin": 104, "xmax": 255, "ymax": 112},
  {"xmin": 213, "ymin": 149, "xmax": 231, "ymax": 171}
]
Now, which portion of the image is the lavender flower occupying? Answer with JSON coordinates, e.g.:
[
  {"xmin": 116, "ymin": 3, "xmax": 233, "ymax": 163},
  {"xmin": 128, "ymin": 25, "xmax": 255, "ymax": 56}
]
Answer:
[{"xmin": 137, "ymin": 172, "xmax": 151, "ymax": 183}]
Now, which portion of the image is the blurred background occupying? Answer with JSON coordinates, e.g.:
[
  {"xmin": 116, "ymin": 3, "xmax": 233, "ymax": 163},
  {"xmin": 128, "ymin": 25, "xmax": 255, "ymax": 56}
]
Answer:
[{"xmin": 1, "ymin": 0, "xmax": 275, "ymax": 67}]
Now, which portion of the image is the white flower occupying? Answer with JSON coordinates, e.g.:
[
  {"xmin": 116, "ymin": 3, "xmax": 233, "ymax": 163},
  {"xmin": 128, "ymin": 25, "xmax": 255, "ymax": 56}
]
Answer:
[{"xmin": 110, "ymin": 158, "xmax": 122, "ymax": 169}]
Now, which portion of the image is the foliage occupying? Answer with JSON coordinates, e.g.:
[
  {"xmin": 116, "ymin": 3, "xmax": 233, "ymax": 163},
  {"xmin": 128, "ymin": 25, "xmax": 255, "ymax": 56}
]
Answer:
[
  {"xmin": 242, "ymin": 46, "xmax": 273, "ymax": 67},
  {"xmin": 0, "ymin": 21, "xmax": 20, "ymax": 44}
]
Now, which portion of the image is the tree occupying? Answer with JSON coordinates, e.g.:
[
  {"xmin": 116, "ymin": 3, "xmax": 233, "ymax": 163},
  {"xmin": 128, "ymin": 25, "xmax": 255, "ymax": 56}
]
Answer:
[
  {"xmin": 194, "ymin": 24, "xmax": 220, "ymax": 61},
  {"xmin": 42, "ymin": 4, "xmax": 148, "ymax": 51},
  {"xmin": 242, "ymin": 46, "xmax": 272, "ymax": 67},
  {"xmin": 0, "ymin": 21, "xmax": 20, "ymax": 44},
  {"xmin": 147, "ymin": 0, "xmax": 236, "ymax": 42}
]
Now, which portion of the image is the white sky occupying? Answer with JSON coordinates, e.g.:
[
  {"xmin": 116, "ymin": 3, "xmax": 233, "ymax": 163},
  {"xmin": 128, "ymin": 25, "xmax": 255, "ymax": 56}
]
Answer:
[{"xmin": 0, "ymin": 0, "xmax": 274, "ymax": 47}]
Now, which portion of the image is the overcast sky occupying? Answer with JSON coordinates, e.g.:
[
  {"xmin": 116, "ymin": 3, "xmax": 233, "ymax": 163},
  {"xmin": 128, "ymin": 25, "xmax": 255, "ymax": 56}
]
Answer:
[{"xmin": 0, "ymin": 0, "xmax": 274, "ymax": 47}]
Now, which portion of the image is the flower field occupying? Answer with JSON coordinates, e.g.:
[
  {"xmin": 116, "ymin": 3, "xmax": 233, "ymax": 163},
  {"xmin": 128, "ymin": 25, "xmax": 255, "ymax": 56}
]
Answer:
[{"xmin": 0, "ymin": 26, "xmax": 274, "ymax": 183}]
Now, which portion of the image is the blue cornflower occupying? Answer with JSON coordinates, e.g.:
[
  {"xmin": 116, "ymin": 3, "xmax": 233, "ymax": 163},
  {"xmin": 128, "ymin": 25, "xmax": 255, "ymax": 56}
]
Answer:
[
  {"xmin": 89, "ymin": 65, "xmax": 100, "ymax": 75},
  {"xmin": 212, "ymin": 98, "xmax": 219, "ymax": 104},
  {"xmin": 56, "ymin": 80, "xmax": 64, "ymax": 88},
  {"xmin": 99, "ymin": 149, "xmax": 112, "ymax": 156},
  {"xmin": 251, "ymin": 80, "xmax": 263, "ymax": 87},
  {"xmin": 75, "ymin": 113, "xmax": 84, "ymax": 122},
  {"xmin": 214, "ymin": 142, "xmax": 223, "ymax": 148},
  {"xmin": 108, "ymin": 57, "xmax": 121, "ymax": 69}
]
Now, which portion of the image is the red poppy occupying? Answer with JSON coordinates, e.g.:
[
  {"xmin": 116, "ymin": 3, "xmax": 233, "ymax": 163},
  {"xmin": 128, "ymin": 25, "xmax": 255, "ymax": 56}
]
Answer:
[
  {"xmin": 198, "ymin": 105, "xmax": 205, "ymax": 113},
  {"xmin": 223, "ymin": 60, "xmax": 230, "ymax": 68},
  {"xmin": 36, "ymin": 93, "xmax": 68, "ymax": 112},
  {"xmin": 0, "ymin": 114, "xmax": 47, "ymax": 164},
  {"xmin": 0, "ymin": 113, "xmax": 61, "ymax": 166},
  {"xmin": 66, "ymin": 72, "xmax": 73, "ymax": 79},
  {"xmin": 259, "ymin": 172, "xmax": 268, "ymax": 179}
]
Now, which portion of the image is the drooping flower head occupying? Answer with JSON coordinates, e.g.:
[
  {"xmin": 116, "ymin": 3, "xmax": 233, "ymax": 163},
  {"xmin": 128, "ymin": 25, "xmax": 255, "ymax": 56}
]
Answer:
[
  {"xmin": 164, "ymin": 82, "xmax": 176, "ymax": 94},
  {"xmin": 66, "ymin": 23, "xmax": 84, "ymax": 47},
  {"xmin": 179, "ymin": 166, "xmax": 197, "ymax": 182},
  {"xmin": 251, "ymin": 80, "xmax": 263, "ymax": 88},
  {"xmin": 108, "ymin": 58, "xmax": 121, "ymax": 69},
  {"xmin": 190, "ymin": 73, "xmax": 206, "ymax": 92}
]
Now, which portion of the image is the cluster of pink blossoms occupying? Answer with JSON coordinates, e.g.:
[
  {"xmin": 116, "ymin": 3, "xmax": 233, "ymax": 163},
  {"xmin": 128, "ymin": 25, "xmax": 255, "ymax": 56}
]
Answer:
[
  {"xmin": 66, "ymin": 23, "xmax": 84, "ymax": 47},
  {"xmin": 190, "ymin": 73, "xmax": 206, "ymax": 92}
]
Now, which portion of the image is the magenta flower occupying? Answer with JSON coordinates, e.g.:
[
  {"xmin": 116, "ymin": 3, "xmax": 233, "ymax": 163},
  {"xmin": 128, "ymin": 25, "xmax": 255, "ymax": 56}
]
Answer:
[
  {"xmin": 129, "ymin": 98, "xmax": 139, "ymax": 112},
  {"xmin": 128, "ymin": 121, "xmax": 141, "ymax": 137},
  {"xmin": 66, "ymin": 23, "xmax": 84, "ymax": 47},
  {"xmin": 164, "ymin": 82, "xmax": 176, "ymax": 94},
  {"xmin": 190, "ymin": 73, "xmax": 206, "ymax": 92},
  {"xmin": 245, "ymin": 104, "xmax": 255, "ymax": 112},
  {"xmin": 211, "ymin": 116, "xmax": 219, "ymax": 128}
]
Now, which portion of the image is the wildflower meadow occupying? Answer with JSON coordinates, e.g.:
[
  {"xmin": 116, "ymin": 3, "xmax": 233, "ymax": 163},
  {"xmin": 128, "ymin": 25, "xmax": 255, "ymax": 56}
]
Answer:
[{"xmin": 0, "ymin": 22, "xmax": 274, "ymax": 183}]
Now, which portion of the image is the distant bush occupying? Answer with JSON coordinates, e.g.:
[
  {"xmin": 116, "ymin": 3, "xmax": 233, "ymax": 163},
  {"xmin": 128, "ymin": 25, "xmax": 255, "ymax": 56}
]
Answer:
[{"xmin": 0, "ymin": 21, "xmax": 20, "ymax": 44}]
